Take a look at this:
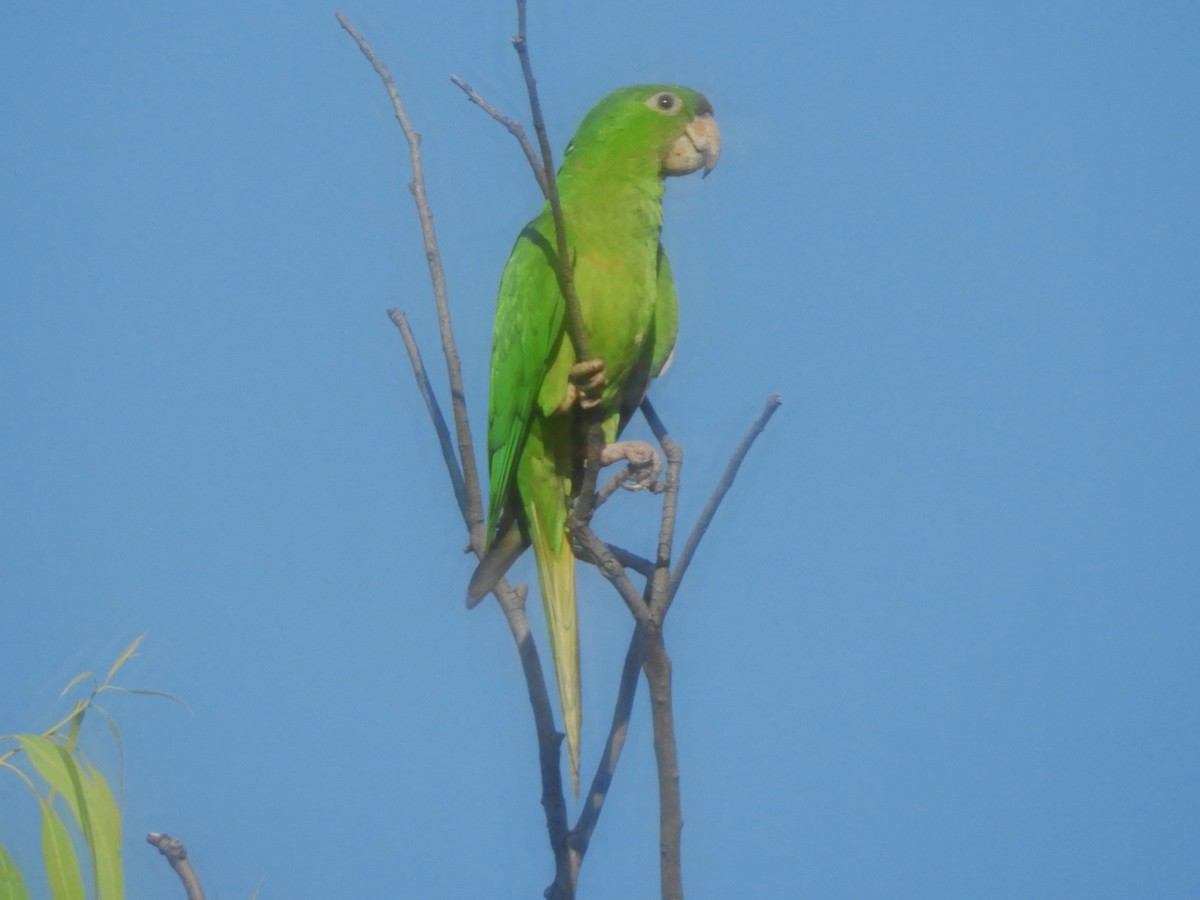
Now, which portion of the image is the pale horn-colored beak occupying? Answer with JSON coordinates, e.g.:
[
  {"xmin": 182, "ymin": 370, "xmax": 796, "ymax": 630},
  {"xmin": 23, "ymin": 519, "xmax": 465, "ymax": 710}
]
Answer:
[{"xmin": 663, "ymin": 113, "xmax": 721, "ymax": 177}]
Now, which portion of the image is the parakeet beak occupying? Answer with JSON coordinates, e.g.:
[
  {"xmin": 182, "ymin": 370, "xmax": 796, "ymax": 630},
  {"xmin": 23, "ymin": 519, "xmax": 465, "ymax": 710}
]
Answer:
[{"xmin": 662, "ymin": 113, "xmax": 721, "ymax": 178}]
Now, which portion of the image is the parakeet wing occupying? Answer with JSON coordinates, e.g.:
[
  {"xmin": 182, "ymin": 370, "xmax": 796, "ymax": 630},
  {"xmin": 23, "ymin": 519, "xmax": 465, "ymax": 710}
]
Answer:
[{"xmin": 485, "ymin": 223, "xmax": 565, "ymax": 538}]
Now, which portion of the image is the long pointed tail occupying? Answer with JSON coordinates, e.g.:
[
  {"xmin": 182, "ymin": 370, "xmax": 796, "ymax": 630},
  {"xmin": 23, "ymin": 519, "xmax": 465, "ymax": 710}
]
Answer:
[{"xmin": 530, "ymin": 515, "xmax": 580, "ymax": 795}]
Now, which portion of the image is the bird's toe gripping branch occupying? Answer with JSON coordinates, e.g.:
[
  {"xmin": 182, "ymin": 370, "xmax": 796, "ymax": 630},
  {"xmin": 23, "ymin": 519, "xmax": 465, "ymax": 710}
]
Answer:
[
  {"xmin": 600, "ymin": 439, "xmax": 662, "ymax": 490},
  {"xmin": 567, "ymin": 358, "xmax": 608, "ymax": 411}
]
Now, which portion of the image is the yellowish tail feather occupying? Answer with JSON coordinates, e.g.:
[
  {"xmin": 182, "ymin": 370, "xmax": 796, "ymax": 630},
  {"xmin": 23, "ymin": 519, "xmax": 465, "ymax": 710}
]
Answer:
[{"xmin": 529, "ymin": 511, "xmax": 581, "ymax": 795}]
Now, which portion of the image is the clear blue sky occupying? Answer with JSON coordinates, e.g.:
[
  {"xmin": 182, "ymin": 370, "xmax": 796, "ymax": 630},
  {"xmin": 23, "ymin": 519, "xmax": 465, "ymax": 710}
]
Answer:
[{"xmin": 3, "ymin": 2, "xmax": 1198, "ymax": 897}]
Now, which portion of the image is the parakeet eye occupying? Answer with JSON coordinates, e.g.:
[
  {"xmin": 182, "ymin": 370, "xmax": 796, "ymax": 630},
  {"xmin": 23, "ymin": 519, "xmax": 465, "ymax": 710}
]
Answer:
[{"xmin": 645, "ymin": 91, "xmax": 680, "ymax": 115}]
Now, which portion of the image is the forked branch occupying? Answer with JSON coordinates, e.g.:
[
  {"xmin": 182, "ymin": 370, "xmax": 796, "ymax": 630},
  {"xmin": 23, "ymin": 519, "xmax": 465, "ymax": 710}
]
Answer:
[
  {"xmin": 339, "ymin": 8, "xmax": 780, "ymax": 899},
  {"xmin": 335, "ymin": 14, "xmax": 574, "ymax": 893},
  {"xmin": 336, "ymin": 12, "xmax": 485, "ymax": 546}
]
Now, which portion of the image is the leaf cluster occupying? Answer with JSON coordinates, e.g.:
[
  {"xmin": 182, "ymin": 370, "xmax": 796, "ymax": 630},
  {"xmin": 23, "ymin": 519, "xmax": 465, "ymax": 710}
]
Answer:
[{"xmin": 0, "ymin": 635, "xmax": 183, "ymax": 900}]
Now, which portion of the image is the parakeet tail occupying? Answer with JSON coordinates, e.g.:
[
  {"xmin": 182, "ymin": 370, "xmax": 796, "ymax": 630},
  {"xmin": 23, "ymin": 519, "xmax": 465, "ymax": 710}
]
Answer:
[
  {"xmin": 529, "ymin": 508, "xmax": 581, "ymax": 796},
  {"xmin": 466, "ymin": 517, "xmax": 528, "ymax": 607}
]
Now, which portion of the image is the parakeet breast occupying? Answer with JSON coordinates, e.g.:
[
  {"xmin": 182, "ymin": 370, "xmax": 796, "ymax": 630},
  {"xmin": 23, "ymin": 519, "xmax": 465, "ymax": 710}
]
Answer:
[
  {"xmin": 571, "ymin": 237, "xmax": 659, "ymax": 409},
  {"xmin": 553, "ymin": 173, "xmax": 662, "ymax": 407}
]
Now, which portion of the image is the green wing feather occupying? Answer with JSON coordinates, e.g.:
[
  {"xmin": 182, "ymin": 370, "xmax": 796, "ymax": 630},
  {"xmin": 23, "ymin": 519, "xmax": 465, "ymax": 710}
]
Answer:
[
  {"xmin": 484, "ymin": 223, "xmax": 565, "ymax": 538},
  {"xmin": 650, "ymin": 244, "xmax": 680, "ymax": 379}
]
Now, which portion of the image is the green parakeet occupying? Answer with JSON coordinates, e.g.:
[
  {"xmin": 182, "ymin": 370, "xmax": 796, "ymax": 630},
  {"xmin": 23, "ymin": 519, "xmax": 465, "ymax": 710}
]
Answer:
[{"xmin": 467, "ymin": 84, "xmax": 720, "ymax": 792}]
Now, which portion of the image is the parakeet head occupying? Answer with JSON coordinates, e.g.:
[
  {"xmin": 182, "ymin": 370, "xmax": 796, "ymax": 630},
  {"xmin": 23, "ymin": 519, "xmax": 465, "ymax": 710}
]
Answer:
[{"xmin": 562, "ymin": 84, "xmax": 721, "ymax": 181}]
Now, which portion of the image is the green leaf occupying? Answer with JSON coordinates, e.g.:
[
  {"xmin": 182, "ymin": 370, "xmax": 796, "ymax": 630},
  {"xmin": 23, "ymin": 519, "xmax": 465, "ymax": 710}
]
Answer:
[
  {"xmin": 17, "ymin": 736, "xmax": 105, "ymax": 897},
  {"xmin": 104, "ymin": 635, "xmax": 146, "ymax": 685},
  {"xmin": 105, "ymin": 687, "xmax": 191, "ymax": 711},
  {"xmin": 39, "ymin": 800, "xmax": 84, "ymax": 900},
  {"xmin": 15, "ymin": 736, "xmax": 83, "ymax": 825},
  {"xmin": 64, "ymin": 708, "xmax": 85, "ymax": 755},
  {"xmin": 58, "ymin": 672, "xmax": 96, "ymax": 699},
  {"xmin": 103, "ymin": 713, "xmax": 124, "ymax": 756},
  {"xmin": 80, "ymin": 762, "xmax": 123, "ymax": 900},
  {"xmin": 0, "ymin": 842, "xmax": 31, "ymax": 900}
]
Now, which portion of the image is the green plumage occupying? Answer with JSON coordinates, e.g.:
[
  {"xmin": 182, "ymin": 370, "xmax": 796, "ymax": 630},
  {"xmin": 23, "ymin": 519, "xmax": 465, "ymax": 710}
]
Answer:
[{"xmin": 468, "ymin": 84, "xmax": 720, "ymax": 792}]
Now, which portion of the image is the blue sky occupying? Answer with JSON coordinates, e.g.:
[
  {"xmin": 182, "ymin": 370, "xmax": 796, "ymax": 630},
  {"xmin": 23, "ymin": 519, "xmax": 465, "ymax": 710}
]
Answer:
[{"xmin": 2, "ymin": 2, "xmax": 1198, "ymax": 897}]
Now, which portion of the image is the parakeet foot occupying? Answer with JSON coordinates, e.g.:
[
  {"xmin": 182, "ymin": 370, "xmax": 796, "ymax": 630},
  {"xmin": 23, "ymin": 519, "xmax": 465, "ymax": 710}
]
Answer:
[
  {"xmin": 600, "ymin": 439, "xmax": 662, "ymax": 490},
  {"xmin": 568, "ymin": 358, "xmax": 607, "ymax": 411}
]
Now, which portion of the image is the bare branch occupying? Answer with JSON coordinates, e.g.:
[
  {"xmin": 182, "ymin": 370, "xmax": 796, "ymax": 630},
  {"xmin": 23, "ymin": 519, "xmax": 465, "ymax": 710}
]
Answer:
[
  {"xmin": 605, "ymin": 543, "xmax": 655, "ymax": 578},
  {"xmin": 669, "ymin": 395, "xmax": 783, "ymax": 604},
  {"xmin": 573, "ymin": 525, "xmax": 652, "ymax": 627},
  {"xmin": 336, "ymin": 12, "xmax": 485, "ymax": 546},
  {"xmin": 594, "ymin": 465, "xmax": 634, "ymax": 507},
  {"xmin": 146, "ymin": 832, "xmax": 205, "ymax": 900},
  {"xmin": 344, "ymin": 12, "xmax": 779, "ymax": 900},
  {"xmin": 380, "ymin": 310, "xmax": 564, "ymax": 866},
  {"xmin": 640, "ymin": 399, "xmax": 685, "ymax": 620},
  {"xmin": 511, "ymin": 0, "xmax": 590, "ymax": 363},
  {"xmin": 572, "ymin": 626, "xmax": 647, "ymax": 857},
  {"xmin": 642, "ymin": 633, "xmax": 683, "ymax": 900},
  {"xmin": 449, "ymin": 75, "xmax": 548, "ymax": 197},
  {"xmin": 488, "ymin": 581, "xmax": 573, "ymax": 894},
  {"xmin": 388, "ymin": 309, "xmax": 468, "ymax": 518},
  {"xmin": 508, "ymin": 6, "xmax": 615, "ymax": 596}
]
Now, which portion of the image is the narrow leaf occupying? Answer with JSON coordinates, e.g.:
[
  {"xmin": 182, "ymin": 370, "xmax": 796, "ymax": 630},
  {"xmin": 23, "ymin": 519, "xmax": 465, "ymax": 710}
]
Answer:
[
  {"xmin": 97, "ymin": 712, "xmax": 124, "ymax": 767},
  {"xmin": 81, "ymin": 762, "xmax": 123, "ymax": 900},
  {"xmin": 16, "ymin": 737, "xmax": 83, "ymax": 825},
  {"xmin": 104, "ymin": 687, "xmax": 191, "ymax": 712},
  {"xmin": 0, "ymin": 842, "xmax": 31, "ymax": 900},
  {"xmin": 58, "ymin": 673, "xmax": 96, "ymax": 699},
  {"xmin": 64, "ymin": 709, "xmax": 84, "ymax": 754},
  {"xmin": 104, "ymin": 636, "xmax": 145, "ymax": 685},
  {"xmin": 18, "ymin": 736, "xmax": 102, "ymax": 895},
  {"xmin": 39, "ymin": 801, "xmax": 84, "ymax": 900}
]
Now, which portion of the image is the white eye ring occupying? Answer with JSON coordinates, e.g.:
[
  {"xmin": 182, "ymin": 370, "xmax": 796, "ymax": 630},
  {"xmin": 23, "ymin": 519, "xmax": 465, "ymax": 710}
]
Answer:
[{"xmin": 645, "ymin": 91, "xmax": 680, "ymax": 114}]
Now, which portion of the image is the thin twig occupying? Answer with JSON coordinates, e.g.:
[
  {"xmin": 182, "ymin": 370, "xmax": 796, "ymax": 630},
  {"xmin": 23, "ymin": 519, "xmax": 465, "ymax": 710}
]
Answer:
[
  {"xmin": 670, "ymin": 395, "xmax": 783, "ymax": 604},
  {"xmin": 388, "ymin": 309, "xmax": 468, "ymax": 518},
  {"xmin": 605, "ymin": 543, "xmax": 655, "ymax": 578},
  {"xmin": 574, "ymin": 526, "xmax": 652, "ymax": 627},
  {"xmin": 509, "ymin": 2, "xmax": 612, "ymax": 578},
  {"xmin": 567, "ymin": 424, "xmax": 609, "ymax": 550},
  {"xmin": 490, "ymin": 582, "xmax": 573, "ymax": 896},
  {"xmin": 511, "ymin": 0, "xmax": 589, "ymax": 362},
  {"xmin": 337, "ymin": 12, "xmax": 485, "ymax": 546},
  {"xmin": 640, "ymin": 399, "xmax": 685, "ymax": 620},
  {"xmin": 572, "ymin": 625, "xmax": 648, "ymax": 857},
  {"xmin": 449, "ymin": 75, "xmax": 548, "ymax": 197},
  {"xmin": 147, "ymin": 832, "xmax": 205, "ymax": 900},
  {"xmin": 595, "ymin": 466, "xmax": 634, "ymax": 507}
]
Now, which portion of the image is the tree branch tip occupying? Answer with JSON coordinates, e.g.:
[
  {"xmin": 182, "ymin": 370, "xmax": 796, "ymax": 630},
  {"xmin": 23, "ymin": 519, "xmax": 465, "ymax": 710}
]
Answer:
[{"xmin": 146, "ymin": 832, "xmax": 182, "ymax": 854}]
